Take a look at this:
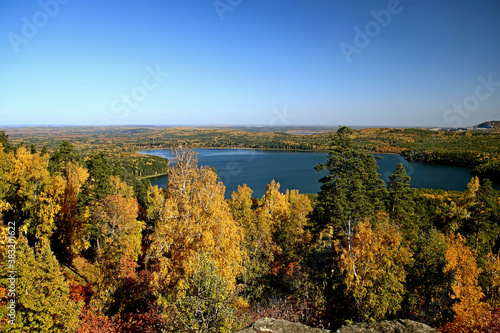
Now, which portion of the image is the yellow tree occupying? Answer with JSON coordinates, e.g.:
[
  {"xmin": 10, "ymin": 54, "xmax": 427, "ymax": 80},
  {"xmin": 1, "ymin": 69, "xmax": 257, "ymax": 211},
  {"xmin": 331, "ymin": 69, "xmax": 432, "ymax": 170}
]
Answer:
[
  {"xmin": 441, "ymin": 177, "xmax": 480, "ymax": 232},
  {"xmin": 256, "ymin": 180, "xmax": 290, "ymax": 271},
  {"xmin": 6, "ymin": 145, "xmax": 65, "ymax": 245},
  {"xmin": 444, "ymin": 233, "xmax": 490, "ymax": 332},
  {"xmin": 229, "ymin": 184, "xmax": 274, "ymax": 299},
  {"xmin": 92, "ymin": 194, "xmax": 145, "ymax": 310},
  {"xmin": 229, "ymin": 184, "xmax": 256, "ymax": 243},
  {"xmin": 230, "ymin": 181, "xmax": 312, "ymax": 299},
  {"xmin": 258, "ymin": 182, "xmax": 313, "ymax": 269},
  {"xmin": 283, "ymin": 189, "xmax": 313, "ymax": 264},
  {"xmin": 109, "ymin": 174, "xmax": 134, "ymax": 198},
  {"xmin": 0, "ymin": 236, "xmax": 82, "ymax": 332},
  {"xmin": 335, "ymin": 213, "xmax": 411, "ymax": 322},
  {"xmin": 0, "ymin": 143, "xmax": 11, "ymax": 220},
  {"xmin": 146, "ymin": 147, "xmax": 244, "ymax": 301}
]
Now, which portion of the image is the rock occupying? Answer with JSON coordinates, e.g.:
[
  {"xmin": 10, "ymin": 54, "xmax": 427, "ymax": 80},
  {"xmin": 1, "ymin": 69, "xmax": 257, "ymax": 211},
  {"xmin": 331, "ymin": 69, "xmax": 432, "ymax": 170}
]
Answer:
[
  {"xmin": 234, "ymin": 318, "xmax": 437, "ymax": 333},
  {"xmin": 235, "ymin": 317, "xmax": 331, "ymax": 333},
  {"xmin": 336, "ymin": 319, "xmax": 437, "ymax": 333}
]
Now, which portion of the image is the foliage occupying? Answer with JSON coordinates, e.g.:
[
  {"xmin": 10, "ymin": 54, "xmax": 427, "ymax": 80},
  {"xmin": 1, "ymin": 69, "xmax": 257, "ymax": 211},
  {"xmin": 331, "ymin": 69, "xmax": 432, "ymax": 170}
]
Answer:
[
  {"xmin": 77, "ymin": 306, "xmax": 119, "ymax": 333},
  {"xmin": 175, "ymin": 255, "xmax": 243, "ymax": 333},
  {"xmin": 53, "ymin": 161, "xmax": 89, "ymax": 263},
  {"xmin": 82, "ymin": 152, "xmax": 115, "ymax": 205},
  {"xmin": 0, "ymin": 144, "xmax": 12, "ymax": 219},
  {"xmin": 229, "ymin": 184, "xmax": 271, "ymax": 299},
  {"xmin": 484, "ymin": 252, "xmax": 500, "ymax": 309},
  {"xmin": 463, "ymin": 179, "xmax": 500, "ymax": 258},
  {"xmin": 0, "ymin": 128, "xmax": 499, "ymax": 331},
  {"xmin": 0, "ymin": 131, "xmax": 12, "ymax": 153},
  {"xmin": 4, "ymin": 145, "xmax": 65, "ymax": 246},
  {"xmin": 0, "ymin": 236, "xmax": 82, "ymax": 332},
  {"xmin": 335, "ymin": 214, "xmax": 411, "ymax": 322},
  {"xmin": 108, "ymin": 270, "xmax": 172, "ymax": 332},
  {"xmin": 443, "ymin": 233, "xmax": 490, "ymax": 332},
  {"xmin": 49, "ymin": 140, "xmax": 83, "ymax": 174},
  {"xmin": 313, "ymin": 126, "xmax": 386, "ymax": 233},
  {"xmin": 387, "ymin": 163, "xmax": 415, "ymax": 230},
  {"xmin": 229, "ymin": 181, "xmax": 313, "ymax": 301},
  {"xmin": 92, "ymin": 194, "xmax": 144, "ymax": 310},
  {"xmin": 404, "ymin": 229, "xmax": 453, "ymax": 327},
  {"xmin": 146, "ymin": 147, "xmax": 244, "ymax": 305}
]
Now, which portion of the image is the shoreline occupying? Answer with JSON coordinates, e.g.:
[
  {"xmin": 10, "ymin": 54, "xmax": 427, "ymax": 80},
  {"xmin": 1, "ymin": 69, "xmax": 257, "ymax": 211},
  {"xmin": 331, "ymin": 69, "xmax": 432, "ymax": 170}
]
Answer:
[
  {"xmin": 137, "ymin": 146, "xmax": 403, "ymax": 157},
  {"xmin": 140, "ymin": 172, "xmax": 169, "ymax": 180},
  {"xmin": 138, "ymin": 146, "xmax": 331, "ymax": 154}
]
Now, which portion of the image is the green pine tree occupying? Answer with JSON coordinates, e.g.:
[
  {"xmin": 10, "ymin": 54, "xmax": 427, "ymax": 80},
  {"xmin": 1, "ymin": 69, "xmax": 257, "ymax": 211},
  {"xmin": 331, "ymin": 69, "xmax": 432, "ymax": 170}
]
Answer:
[
  {"xmin": 49, "ymin": 141, "xmax": 83, "ymax": 174},
  {"xmin": 0, "ymin": 131, "xmax": 12, "ymax": 153},
  {"xmin": 312, "ymin": 126, "xmax": 386, "ymax": 233},
  {"xmin": 387, "ymin": 163, "xmax": 415, "ymax": 231},
  {"xmin": 81, "ymin": 152, "xmax": 115, "ymax": 205}
]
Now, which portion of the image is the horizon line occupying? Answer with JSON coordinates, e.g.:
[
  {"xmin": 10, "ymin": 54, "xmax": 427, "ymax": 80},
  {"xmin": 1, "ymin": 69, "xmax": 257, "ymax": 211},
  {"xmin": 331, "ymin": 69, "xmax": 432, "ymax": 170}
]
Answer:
[{"xmin": 1, "ymin": 121, "xmax": 498, "ymax": 129}]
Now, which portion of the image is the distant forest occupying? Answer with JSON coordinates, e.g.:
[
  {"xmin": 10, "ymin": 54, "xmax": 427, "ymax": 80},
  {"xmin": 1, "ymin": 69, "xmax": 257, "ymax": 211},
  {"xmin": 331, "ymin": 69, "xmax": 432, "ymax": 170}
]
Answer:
[{"xmin": 1, "ymin": 122, "xmax": 500, "ymax": 182}]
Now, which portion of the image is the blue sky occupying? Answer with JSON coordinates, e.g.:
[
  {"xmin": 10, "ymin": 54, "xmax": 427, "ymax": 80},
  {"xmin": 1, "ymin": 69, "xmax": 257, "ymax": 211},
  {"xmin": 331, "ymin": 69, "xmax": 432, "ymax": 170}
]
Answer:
[{"xmin": 1, "ymin": 0, "xmax": 499, "ymax": 127}]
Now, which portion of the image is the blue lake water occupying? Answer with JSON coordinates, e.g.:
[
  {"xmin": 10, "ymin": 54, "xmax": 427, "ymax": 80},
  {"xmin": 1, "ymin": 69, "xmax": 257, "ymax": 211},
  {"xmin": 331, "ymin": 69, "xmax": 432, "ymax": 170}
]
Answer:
[{"xmin": 143, "ymin": 149, "xmax": 479, "ymax": 198}]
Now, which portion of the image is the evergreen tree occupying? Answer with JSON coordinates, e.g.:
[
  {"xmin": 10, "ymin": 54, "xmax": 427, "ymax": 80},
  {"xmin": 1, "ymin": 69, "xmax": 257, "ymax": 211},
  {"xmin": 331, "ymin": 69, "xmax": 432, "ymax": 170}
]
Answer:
[
  {"xmin": 40, "ymin": 146, "xmax": 48, "ymax": 156},
  {"xmin": 79, "ymin": 152, "xmax": 117, "ymax": 261},
  {"xmin": 29, "ymin": 144, "xmax": 37, "ymax": 154},
  {"xmin": 81, "ymin": 152, "xmax": 115, "ymax": 205},
  {"xmin": 403, "ymin": 229, "xmax": 453, "ymax": 327},
  {"xmin": 387, "ymin": 163, "xmax": 416, "ymax": 233},
  {"xmin": 49, "ymin": 140, "xmax": 83, "ymax": 174},
  {"xmin": 312, "ymin": 126, "xmax": 386, "ymax": 233},
  {"xmin": 0, "ymin": 130, "xmax": 12, "ymax": 153}
]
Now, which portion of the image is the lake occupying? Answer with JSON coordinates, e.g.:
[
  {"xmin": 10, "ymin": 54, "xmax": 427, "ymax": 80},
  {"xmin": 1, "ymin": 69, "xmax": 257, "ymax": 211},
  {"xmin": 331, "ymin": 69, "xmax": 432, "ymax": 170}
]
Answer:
[{"xmin": 142, "ymin": 149, "xmax": 482, "ymax": 198}]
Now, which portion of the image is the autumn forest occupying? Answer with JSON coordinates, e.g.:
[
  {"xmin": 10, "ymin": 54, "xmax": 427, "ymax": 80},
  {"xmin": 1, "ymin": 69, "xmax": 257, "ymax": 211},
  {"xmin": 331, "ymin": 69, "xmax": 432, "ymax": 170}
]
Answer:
[{"xmin": 1, "ymin": 125, "xmax": 500, "ymax": 332}]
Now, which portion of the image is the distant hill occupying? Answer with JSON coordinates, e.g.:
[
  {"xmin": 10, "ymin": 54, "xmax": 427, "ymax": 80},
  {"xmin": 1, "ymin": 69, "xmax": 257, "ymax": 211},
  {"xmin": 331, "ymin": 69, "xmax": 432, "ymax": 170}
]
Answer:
[
  {"xmin": 430, "ymin": 120, "xmax": 500, "ymax": 132},
  {"xmin": 473, "ymin": 121, "xmax": 500, "ymax": 131}
]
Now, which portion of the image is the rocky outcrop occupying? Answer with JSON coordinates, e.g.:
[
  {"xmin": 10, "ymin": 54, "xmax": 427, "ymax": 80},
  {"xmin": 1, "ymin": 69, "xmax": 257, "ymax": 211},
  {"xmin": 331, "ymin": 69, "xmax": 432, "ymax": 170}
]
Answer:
[
  {"xmin": 337, "ymin": 319, "xmax": 436, "ymax": 333},
  {"xmin": 235, "ymin": 318, "xmax": 436, "ymax": 333},
  {"xmin": 235, "ymin": 317, "xmax": 331, "ymax": 333}
]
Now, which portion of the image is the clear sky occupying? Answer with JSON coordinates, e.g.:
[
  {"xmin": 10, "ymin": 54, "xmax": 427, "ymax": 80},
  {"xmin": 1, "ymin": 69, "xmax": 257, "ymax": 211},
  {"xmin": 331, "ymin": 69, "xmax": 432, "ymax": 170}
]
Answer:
[{"xmin": 1, "ymin": 0, "xmax": 499, "ymax": 127}]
